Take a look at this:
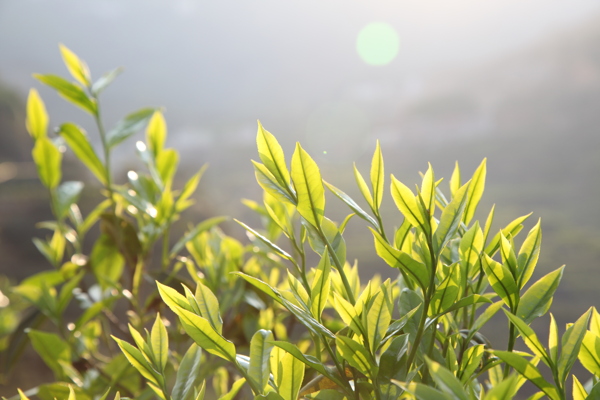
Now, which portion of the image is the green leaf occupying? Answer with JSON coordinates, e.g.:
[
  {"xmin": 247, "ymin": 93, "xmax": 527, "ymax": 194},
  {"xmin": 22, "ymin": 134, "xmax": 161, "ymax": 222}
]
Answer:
[
  {"xmin": 579, "ymin": 331, "xmax": 600, "ymax": 376},
  {"xmin": 249, "ymin": 330, "xmax": 274, "ymax": 392},
  {"xmin": 332, "ymin": 291, "xmax": 365, "ymax": 336},
  {"xmin": 100, "ymin": 213, "xmax": 142, "ymax": 268},
  {"xmin": 217, "ymin": 378, "xmax": 245, "ymax": 400},
  {"xmin": 336, "ymin": 336, "xmax": 375, "ymax": 377},
  {"xmin": 420, "ymin": 163, "xmax": 435, "ymax": 215},
  {"xmin": 499, "ymin": 233, "xmax": 518, "ymax": 278},
  {"xmin": 366, "ymin": 291, "xmax": 392, "ymax": 353},
  {"xmin": 437, "ymin": 294, "xmax": 492, "ymax": 316},
  {"xmin": 458, "ymin": 344, "xmax": 484, "ymax": 384},
  {"xmin": 253, "ymin": 161, "xmax": 296, "ymax": 205},
  {"xmin": 171, "ymin": 216, "xmax": 228, "ymax": 256},
  {"xmin": 430, "ymin": 263, "xmax": 460, "ymax": 315},
  {"xmin": 26, "ymin": 88, "xmax": 48, "ymax": 139},
  {"xmin": 503, "ymin": 311, "xmax": 550, "ymax": 365},
  {"xmin": 34, "ymin": 73, "xmax": 96, "ymax": 114},
  {"xmin": 450, "ymin": 161, "xmax": 461, "ymax": 196},
  {"xmin": 492, "ymin": 351, "xmax": 559, "ymax": 400},
  {"xmin": 28, "ymin": 330, "xmax": 70, "ymax": 377},
  {"xmin": 277, "ymin": 351, "xmax": 305, "ymax": 400},
  {"xmin": 146, "ymin": 110, "xmax": 167, "ymax": 158},
  {"xmin": 59, "ymin": 44, "xmax": 91, "ymax": 86},
  {"xmin": 354, "ymin": 164, "xmax": 374, "ymax": 209},
  {"xmin": 59, "ymin": 123, "xmax": 107, "ymax": 185},
  {"xmin": 482, "ymin": 374, "xmax": 519, "ymax": 400},
  {"xmin": 311, "ymin": 254, "xmax": 332, "ymax": 321},
  {"xmin": 459, "ymin": 222, "xmax": 483, "ymax": 282},
  {"xmin": 171, "ymin": 344, "xmax": 202, "ymax": 400},
  {"xmin": 157, "ymin": 148, "xmax": 179, "ymax": 188},
  {"xmin": 394, "ymin": 381, "xmax": 453, "ymax": 400},
  {"xmin": 481, "ymin": 254, "xmax": 519, "ymax": 310},
  {"xmin": 425, "ymin": 358, "xmax": 469, "ymax": 400},
  {"xmin": 106, "ymin": 108, "xmax": 156, "ymax": 149},
  {"xmin": 151, "ymin": 314, "xmax": 169, "ymax": 373},
  {"xmin": 156, "ymin": 281, "xmax": 196, "ymax": 314},
  {"xmin": 324, "ymin": 181, "xmax": 378, "ymax": 228},
  {"xmin": 370, "ymin": 140, "xmax": 384, "ymax": 210},
  {"xmin": 270, "ymin": 341, "xmax": 346, "ymax": 389},
  {"xmin": 175, "ymin": 166, "xmax": 207, "ymax": 212},
  {"xmin": 484, "ymin": 213, "xmax": 531, "ymax": 256},
  {"xmin": 32, "ymin": 136, "xmax": 62, "ymax": 189},
  {"xmin": 517, "ymin": 219, "xmax": 542, "ymax": 288},
  {"xmin": 113, "ymin": 336, "xmax": 161, "ymax": 386},
  {"xmin": 517, "ymin": 266, "xmax": 564, "ymax": 324},
  {"xmin": 172, "ymin": 307, "xmax": 236, "ymax": 362},
  {"xmin": 558, "ymin": 308, "xmax": 592, "ymax": 383},
  {"xmin": 371, "ymin": 228, "xmax": 430, "ymax": 291},
  {"xmin": 390, "ymin": 175, "xmax": 428, "ymax": 232},
  {"xmin": 234, "ymin": 272, "xmax": 284, "ymax": 305},
  {"xmin": 463, "ymin": 158, "xmax": 486, "ymax": 225},
  {"xmin": 468, "ymin": 301, "xmax": 503, "ymax": 341},
  {"xmin": 572, "ymin": 375, "xmax": 587, "ymax": 400},
  {"xmin": 257, "ymin": 121, "xmax": 293, "ymax": 197},
  {"xmin": 549, "ymin": 313, "xmax": 559, "ymax": 364},
  {"xmin": 55, "ymin": 181, "xmax": 84, "ymax": 220},
  {"xmin": 291, "ymin": 143, "xmax": 325, "ymax": 228},
  {"xmin": 90, "ymin": 234, "xmax": 124, "ymax": 290},
  {"xmin": 433, "ymin": 181, "xmax": 469, "ymax": 254},
  {"xmin": 378, "ymin": 334, "xmax": 409, "ymax": 381},
  {"xmin": 235, "ymin": 219, "xmax": 295, "ymax": 263},
  {"xmin": 91, "ymin": 67, "xmax": 123, "ymax": 95},
  {"xmin": 305, "ymin": 217, "xmax": 346, "ymax": 266},
  {"xmin": 193, "ymin": 280, "xmax": 223, "ymax": 334}
]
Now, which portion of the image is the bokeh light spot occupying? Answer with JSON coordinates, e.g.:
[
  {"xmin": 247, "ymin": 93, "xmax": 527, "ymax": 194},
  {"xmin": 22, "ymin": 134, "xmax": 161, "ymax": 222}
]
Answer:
[{"xmin": 357, "ymin": 22, "xmax": 400, "ymax": 66}]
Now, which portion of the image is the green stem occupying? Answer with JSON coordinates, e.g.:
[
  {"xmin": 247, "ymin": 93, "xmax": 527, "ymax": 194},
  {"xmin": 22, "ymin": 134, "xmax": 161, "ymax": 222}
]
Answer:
[
  {"xmin": 92, "ymin": 103, "xmax": 116, "ymax": 212},
  {"xmin": 317, "ymin": 228, "xmax": 356, "ymax": 304},
  {"xmin": 503, "ymin": 321, "xmax": 516, "ymax": 378}
]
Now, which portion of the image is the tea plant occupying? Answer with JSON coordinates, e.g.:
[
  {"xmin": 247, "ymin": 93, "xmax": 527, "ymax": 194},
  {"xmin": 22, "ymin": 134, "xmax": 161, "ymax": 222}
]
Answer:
[{"xmin": 4, "ymin": 45, "xmax": 600, "ymax": 400}]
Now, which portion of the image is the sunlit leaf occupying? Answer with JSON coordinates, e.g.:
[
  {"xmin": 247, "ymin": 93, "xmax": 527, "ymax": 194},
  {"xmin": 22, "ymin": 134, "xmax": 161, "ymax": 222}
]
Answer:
[
  {"xmin": 32, "ymin": 136, "xmax": 61, "ymax": 189},
  {"xmin": 34, "ymin": 74, "xmax": 96, "ymax": 114},
  {"xmin": 59, "ymin": 123, "xmax": 107, "ymax": 185},
  {"xmin": 291, "ymin": 143, "xmax": 325, "ymax": 228},
  {"xmin": 249, "ymin": 329, "xmax": 274, "ymax": 392},
  {"xmin": 106, "ymin": 108, "xmax": 156, "ymax": 149},
  {"xmin": 26, "ymin": 88, "xmax": 48, "ymax": 140},
  {"xmin": 59, "ymin": 44, "xmax": 91, "ymax": 86},
  {"xmin": 463, "ymin": 158, "xmax": 486, "ymax": 225}
]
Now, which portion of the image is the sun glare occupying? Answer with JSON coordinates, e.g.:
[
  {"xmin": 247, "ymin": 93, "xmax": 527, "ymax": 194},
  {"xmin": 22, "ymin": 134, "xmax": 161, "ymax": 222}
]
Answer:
[{"xmin": 356, "ymin": 22, "xmax": 400, "ymax": 66}]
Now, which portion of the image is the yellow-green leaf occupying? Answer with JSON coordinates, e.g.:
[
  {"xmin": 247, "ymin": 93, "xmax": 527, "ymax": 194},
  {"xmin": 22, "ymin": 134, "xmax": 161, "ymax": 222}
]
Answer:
[
  {"xmin": 370, "ymin": 140, "xmax": 384, "ymax": 210},
  {"xmin": 59, "ymin": 123, "xmax": 107, "ymax": 185},
  {"xmin": 257, "ymin": 121, "xmax": 292, "ymax": 195},
  {"xmin": 146, "ymin": 110, "xmax": 167, "ymax": 158},
  {"xmin": 291, "ymin": 143, "xmax": 325, "ymax": 228},
  {"xmin": 59, "ymin": 44, "xmax": 91, "ymax": 87},
  {"xmin": 151, "ymin": 314, "xmax": 169, "ymax": 373},
  {"xmin": 32, "ymin": 136, "xmax": 62, "ymax": 189},
  {"xmin": 463, "ymin": 158, "xmax": 486, "ymax": 225},
  {"xmin": 26, "ymin": 89, "xmax": 48, "ymax": 140},
  {"xmin": 391, "ymin": 175, "xmax": 428, "ymax": 233}
]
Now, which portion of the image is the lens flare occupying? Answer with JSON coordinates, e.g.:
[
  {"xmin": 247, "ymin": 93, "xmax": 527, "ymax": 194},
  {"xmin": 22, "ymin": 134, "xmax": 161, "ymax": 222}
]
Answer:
[{"xmin": 357, "ymin": 22, "xmax": 400, "ymax": 66}]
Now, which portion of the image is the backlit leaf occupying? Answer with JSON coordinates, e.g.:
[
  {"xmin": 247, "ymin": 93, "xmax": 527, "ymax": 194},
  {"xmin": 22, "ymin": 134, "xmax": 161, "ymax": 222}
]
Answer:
[
  {"xmin": 291, "ymin": 143, "xmax": 325, "ymax": 228},
  {"xmin": 59, "ymin": 123, "xmax": 107, "ymax": 185},
  {"xmin": 463, "ymin": 158, "xmax": 486, "ymax": 225},
  {"xmin": 106, "ymin": 108, "xmax": 156, "ymax": 149},
  {"xmin": 26, "ymin": 88, "xmax": 48, "ymax": 139},
  {"xmin": 32, "ymin": 136, "xmax": 61, "ymax": 189}
]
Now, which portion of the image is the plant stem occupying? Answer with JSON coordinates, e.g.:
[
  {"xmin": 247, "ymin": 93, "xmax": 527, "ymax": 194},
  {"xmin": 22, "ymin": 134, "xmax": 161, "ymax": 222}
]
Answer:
[
  {"xmin": 317, "ymin": 228, "xmax": 356, "ymax": 304},
  {"xmin": 92, "ymin": 103, "xmax": 116, "ymax": 212}
]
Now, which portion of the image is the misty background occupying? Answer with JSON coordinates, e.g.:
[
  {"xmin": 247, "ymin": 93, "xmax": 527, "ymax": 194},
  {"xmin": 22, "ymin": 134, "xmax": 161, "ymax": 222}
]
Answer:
[{"xmin": 1, "ymin": 0, "xmax": 600, "ymax": 394}]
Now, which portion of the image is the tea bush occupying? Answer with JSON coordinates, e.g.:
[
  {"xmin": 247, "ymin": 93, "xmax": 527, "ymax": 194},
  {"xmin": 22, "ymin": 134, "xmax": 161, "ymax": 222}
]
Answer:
[{"xmin": 2, "ymin": 46, "xmax": 600, "ymax": 400}]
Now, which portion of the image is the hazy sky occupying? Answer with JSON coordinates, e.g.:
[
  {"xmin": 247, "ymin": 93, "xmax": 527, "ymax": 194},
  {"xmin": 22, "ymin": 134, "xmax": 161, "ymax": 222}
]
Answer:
[{"xmin": 1, "ymin": 0, "xmax": 599, "ymax": 151}]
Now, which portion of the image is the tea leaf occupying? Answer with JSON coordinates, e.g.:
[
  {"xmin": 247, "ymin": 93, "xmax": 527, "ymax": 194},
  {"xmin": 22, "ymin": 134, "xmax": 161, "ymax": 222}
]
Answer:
[
  {"xmin": 34, "ymin": 74, "xmax": 96, "ymax": 114},
  {"xmin": 370, "ymin": 140, "xmax": 384, "ymax": 210},
  {"xmin": 59, "ymin": 123, "xmax": 107, "ymax": 185},
  {"xmin": 26, "ymin": 89, "xmax": 48, "ymax": 140},
  {"xmin": 32, "ymin": 136, "xmax": 61, "ymax": 189},
  {"xmin": 291, "ymin": 143, "xmax": 325, "ymax": 228},
  {"xmin": 249, "ymin": 330, "xmax": 274, "ymax": 392},
  {"xmin": 106, "ymin": 108, "xmax": 156, "ymax": 149}
]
